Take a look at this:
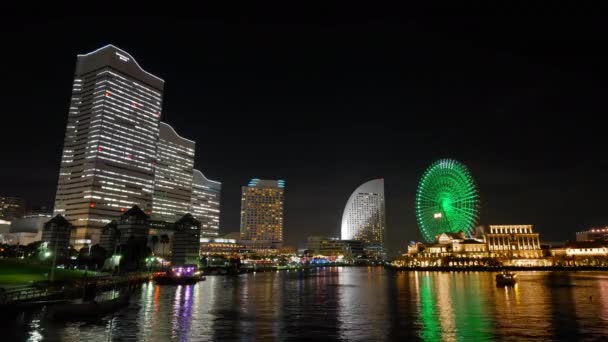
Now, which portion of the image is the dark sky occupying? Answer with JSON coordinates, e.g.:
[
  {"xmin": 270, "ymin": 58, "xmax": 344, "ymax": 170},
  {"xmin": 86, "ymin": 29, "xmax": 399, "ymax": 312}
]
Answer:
[{"xmin": 1, "ymin": 12, "xmax": 607, "ymax": 255}]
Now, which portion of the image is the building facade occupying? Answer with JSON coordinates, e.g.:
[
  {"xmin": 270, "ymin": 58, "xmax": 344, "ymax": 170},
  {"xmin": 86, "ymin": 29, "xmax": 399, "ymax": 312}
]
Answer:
[
  {"xmin": 576, "ymin": 226, "xmax": 608, "ymax": 242},
  {"xmin": 340, "ymin": 179, "xmax": 386, "ymax": 258},
  {"xmin": 171, "ymin": 214, "xmax": 201, "ymax": 266},
  {"xmin": 485, "ymin": 225, "xmax": 542, "ymax": 259},
  {"xmin": 306, "ymin": 236, "xmax": 364, "ymax": 259},
  {"xmin": 53, "ymin": 45, "xmax": 164, "ymax": 249},
  {"xmin": 151, "ymin": 122, "xmax": 195, "ymax": 223},
  {"xmin": 240, "ymin": 179, "xmax": 284, "ymax": 244},
  {"xmin": 8, "ymin": 213, "xmax": 52, "ymax": 246},
  {"xmin": 42, "ymin": 215, "xmax": 73, "ymax": 258},
  {"xmin": 191, "ymin": 169, "xmax": 221, "ymax": 237},
  {"xmin": 0, "ymin": 196, "xmax": 25, "ymax": 221}
]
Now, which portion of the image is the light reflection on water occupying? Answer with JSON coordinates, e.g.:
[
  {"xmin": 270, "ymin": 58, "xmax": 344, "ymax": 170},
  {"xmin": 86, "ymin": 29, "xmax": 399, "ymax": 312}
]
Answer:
[{"xmin": 4, "ymin": 268, "xmax": 608, "ymax": 341}]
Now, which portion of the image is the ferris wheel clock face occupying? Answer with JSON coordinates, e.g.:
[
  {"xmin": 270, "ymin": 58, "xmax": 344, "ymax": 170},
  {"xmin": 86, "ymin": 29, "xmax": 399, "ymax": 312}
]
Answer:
[{"xmin": 415, "ymin": 159, "xmax": 479, "ymax": 242}]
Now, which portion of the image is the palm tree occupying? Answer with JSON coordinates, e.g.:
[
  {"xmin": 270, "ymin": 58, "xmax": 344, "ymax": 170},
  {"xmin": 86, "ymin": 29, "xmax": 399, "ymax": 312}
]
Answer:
[
  {"xmin": 150, "ymin": 235, "xmax": 159, "ymax": 254},
  {"xmin": 160, "ymin": 234, "xmax": 170, "ymax": 257}
]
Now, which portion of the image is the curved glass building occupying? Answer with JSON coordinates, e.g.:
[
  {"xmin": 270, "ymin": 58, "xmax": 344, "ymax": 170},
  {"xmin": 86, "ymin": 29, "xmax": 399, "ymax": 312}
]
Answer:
[{"xmin": 340, "ymin": 179, "xmax": 386, "ymax": 258}]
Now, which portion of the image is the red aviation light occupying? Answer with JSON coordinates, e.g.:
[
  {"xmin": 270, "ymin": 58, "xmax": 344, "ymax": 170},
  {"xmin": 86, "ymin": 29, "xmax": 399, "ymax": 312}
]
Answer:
[
  {"xmin": 89, "ymin": 203, "xmax": 96, "ymax": 208},
  {"xmin": 132, "ymin": 102, "xmax": 138, "ymax": 108},
  {"xmin": 105, "ymin": 91, "xmax": 111, "ymax": 97},
  {"xmin": 97, "ymin": 147, "xmax": 103, "ymax": 151},
  {"xmin": 120, "ymin": 208, "xmax": 126, "ymax": 212},
  {"xmin": 127, "ymin": 154, "xmax": 133, "ymax": 159}
]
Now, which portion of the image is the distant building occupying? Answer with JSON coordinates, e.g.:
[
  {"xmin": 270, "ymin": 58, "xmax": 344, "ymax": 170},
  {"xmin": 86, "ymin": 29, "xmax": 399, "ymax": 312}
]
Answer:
[
  {"xmin": 200, "ymin": 237, "xmax": 243, "ymax": 255},
  {"xmin": 171, "ymin": 214, "xmax": 201, "ymax": 266},
  {"xmin": 151, "ymin": 122, "xmax": 195, "ymax": 223},
  {"xmin": 53, "ymin": 45, "xmax": 165, "ymax": 249},
  {"xmin": 8, "ymin": 213, "xmax": 52, "ymax": 245},
  {"xmin": 240, "ymin": 179, "xmax": 285, "ymax": 245},
  {"xmin": 306, "ymin": 236, "xmax": 364, "ymax": 259},
  {"xmin": 565, "ymin": 240, "xmax": 608, "ymax": 257},
  {"xmin": 42, "ymin": 215, "xmax": 73, "ymax": 258},
  {"xmin": 0, "ymin": 196, "xmax": 25, "ymax": 221},
  {"xmin": 408, "ymin": 232, "xmax": 487, "ymax": 259},
  {"xmin": 576, "ymin": 226, "xmax": 608, "ymax": 242},
  {"xmin": 191, "ymin": 169, "xmax": 221, "ymax": 238},
  {"xmin": 484, "ymin": 225, "xmax": 542, "ymax": 259},
  {"xmin": 340, "ymin": 179, "xmax": 386, "ymax": 259}
]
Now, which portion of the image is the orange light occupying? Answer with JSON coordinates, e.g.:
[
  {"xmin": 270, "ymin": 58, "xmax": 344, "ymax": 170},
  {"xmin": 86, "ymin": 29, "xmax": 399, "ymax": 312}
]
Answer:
[{"xmin": 89, "ymin": 203, "xmax": 96, "ymax": 208}]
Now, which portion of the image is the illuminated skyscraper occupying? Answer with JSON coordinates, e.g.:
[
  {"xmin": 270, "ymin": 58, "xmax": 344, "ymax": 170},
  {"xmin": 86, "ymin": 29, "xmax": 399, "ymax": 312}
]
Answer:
[
  {"xmin": 340, "ymin": 179, "xmax": 386, "ymax": 258},
  {"xmin": 151, "ymin": 122, "xmax": 195, "ymax": 223},
  {"xmin": 0, "ymin": 196, "xmax": 25, "ymax": 221},
  {"xmin": 53, "ymin": 45, "xmax": 164, "ymax": 248},
  {"xmin": 240, "ymin": 179, "xmax": 284, "ymax": 243},
  {"xmin": 191, "ymin": 169, "xmax": 221, "ymax": 237}
]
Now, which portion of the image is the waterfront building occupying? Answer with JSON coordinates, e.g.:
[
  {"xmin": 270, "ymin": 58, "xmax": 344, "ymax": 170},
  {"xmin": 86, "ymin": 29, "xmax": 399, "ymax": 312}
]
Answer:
[
  {"xmin": 565, "ymin": 241, "xmax": 608, "ymax": 257},
  {"xmin": 171, "ymin": 214, "xmax": 201, "ymax": 266},
  {"xmin": 484, "ymin": 225, "xmax": 542, "ymax": 260},
  {"xmin": 240, "ymin": 179, "xmax": 284, "ymax": 245},
  {"xmin": 200, "ymin": 237, "xmax": 244, "ymax": 255},
  {"xmin": 41, "ymin": 215, "xmax": 73, "ymax": 258},
  {"xmin": 306, "ymin": 236, "xmax": 364, "ymax": 259},
  {"xmin": 576, "ymin": 226, "xmax": 608, "ymax": 242},
  {"xmin": 117, "ymin": 205, "xmax": 150, "ymax": 244},
  {"xmin": 340, "ymin": 179, "xmax": 386, "ymax": 258},
  {"xmin": 8, "ymin": 213, "xmax": 52, "ymax": 245},
  {"xmin": 53, "ymin": 45, "xmax": 164, "ymax": 249},
  {"xmin": 151, "ymin": 122, "xmax": 195, "ymax": 223},
  {"xmin": 99, "ymin": 220, "xmax": 119, "ymax": 253},
  {"xmin": 191, "ymin": 169, "xmax": 221, "ymax": 237},
  {"xmin": 0, "ymin": 196, "xmax": 25, "ymax": 221}
]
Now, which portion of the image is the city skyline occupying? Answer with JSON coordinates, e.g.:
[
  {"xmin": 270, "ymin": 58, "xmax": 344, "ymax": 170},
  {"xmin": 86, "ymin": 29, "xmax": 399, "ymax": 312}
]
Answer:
[{"xmin": 2, "ymin": 16, "xmax": 608, "ymax": 253}]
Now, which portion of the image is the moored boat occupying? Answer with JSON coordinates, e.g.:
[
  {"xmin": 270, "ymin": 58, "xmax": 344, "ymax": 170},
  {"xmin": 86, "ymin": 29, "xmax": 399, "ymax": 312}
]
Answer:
[
  {"xmin": 153, "ymin": 265, "xmax": 205, "ymax": 285},
  {"xmin": 496, "ymin": 271, "xmax": 518, "ymax": 286}
]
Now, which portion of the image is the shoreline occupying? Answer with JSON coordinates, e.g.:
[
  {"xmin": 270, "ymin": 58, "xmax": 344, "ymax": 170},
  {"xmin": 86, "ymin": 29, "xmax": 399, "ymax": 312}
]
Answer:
[{"xmin": 386, "ymin": 265, "xmax": 608, "ymax": 272}]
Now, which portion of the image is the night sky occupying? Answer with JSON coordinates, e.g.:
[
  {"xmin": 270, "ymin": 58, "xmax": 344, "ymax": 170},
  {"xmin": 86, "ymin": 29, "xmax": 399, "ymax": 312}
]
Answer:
[{"xmin": 1, "ymin": 13, "xmax": 607, "ymax": 255}]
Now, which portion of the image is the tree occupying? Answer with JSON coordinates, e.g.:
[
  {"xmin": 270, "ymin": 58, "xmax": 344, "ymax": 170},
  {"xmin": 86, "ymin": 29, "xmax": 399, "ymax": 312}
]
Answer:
[
  {"xmin": 160, "ymin": 234, "xmax": 170, "ymax": 257},
  {"xmin": 150, "ymin": 235, "xmax": 159, "ymax": 254}
]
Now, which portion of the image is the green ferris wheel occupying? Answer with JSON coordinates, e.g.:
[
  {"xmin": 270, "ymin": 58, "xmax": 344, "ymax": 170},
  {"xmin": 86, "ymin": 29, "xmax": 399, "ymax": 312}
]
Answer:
[{"xmin": 415, "ymin": 159, "xmax": 479, "ymax": 242}]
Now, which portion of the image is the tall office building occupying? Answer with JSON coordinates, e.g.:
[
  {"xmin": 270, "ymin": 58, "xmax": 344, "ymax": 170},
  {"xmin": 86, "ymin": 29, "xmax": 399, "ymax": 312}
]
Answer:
[
  {"xmin": 240, "ymin": 179, "xmax": 284, "ymax": 243},
  {"xmin": 341, "ymin": 179, "xmax": 386, "ymax": 258},
  {"xmin": 0, "ymin": 196, "xmax": 25, "ymax": 221},
  {"xmin": 151, "ymin": 122, "xmax": 195, "ymax": 223},
  {"xmin": 191, "ymin": 169, "xmax": 221, "ymax": 237},
  {"xmin": 53, "ymin": 45, "xmax": 164, "ymax": 248}
]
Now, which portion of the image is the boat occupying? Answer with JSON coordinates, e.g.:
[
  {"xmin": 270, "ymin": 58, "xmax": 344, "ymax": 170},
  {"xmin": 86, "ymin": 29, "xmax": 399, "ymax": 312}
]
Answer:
[
  {"xmin": 46, "ymin": 290, "xmax": 130, "ymax": 321},
  {"xmin": 153, "ymin": 265, "xmax": 205, "ymax": 285},
  {"xmin": 496, "ymin": 271, "xmax": 518, "ymax": 286}
]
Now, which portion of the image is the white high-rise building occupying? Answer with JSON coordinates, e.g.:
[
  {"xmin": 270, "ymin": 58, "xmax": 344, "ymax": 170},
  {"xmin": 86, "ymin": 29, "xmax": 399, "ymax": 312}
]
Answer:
[
  {"xmin": 151, "ymin": 122, "xmax": 195, "ymax": 223},
  {"xmin": 191, "ymin": 169, "xmax": 221, "ymax": 237},
  {"xmin": 53, "ymin": 45, "xmax": 164, "ymax": 248},
  {"xmin": 340, "ymin": 179, "xmax": 386, "ymax": 258}
]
